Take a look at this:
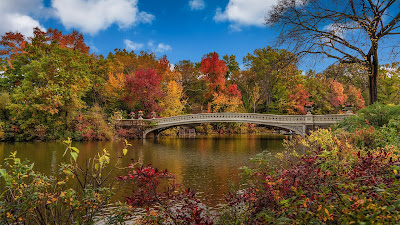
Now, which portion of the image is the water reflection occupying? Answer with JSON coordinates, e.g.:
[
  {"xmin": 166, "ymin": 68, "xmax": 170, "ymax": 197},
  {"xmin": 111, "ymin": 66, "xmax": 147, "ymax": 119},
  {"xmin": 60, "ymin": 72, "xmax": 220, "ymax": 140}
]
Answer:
[{"xmin": 0, "ymin": 135, "xmax": 284, "ymax": 205}]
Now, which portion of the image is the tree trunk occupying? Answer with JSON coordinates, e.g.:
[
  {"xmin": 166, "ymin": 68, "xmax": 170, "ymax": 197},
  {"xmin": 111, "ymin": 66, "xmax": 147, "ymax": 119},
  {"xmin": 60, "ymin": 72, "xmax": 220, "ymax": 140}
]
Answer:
[
  {"xmin": 369, "ymin": 50, "xmax": 379, "ymax": 105},
  {"xmin": 369, "ymin": 74, "xmax": 377, "ymax": 105}
]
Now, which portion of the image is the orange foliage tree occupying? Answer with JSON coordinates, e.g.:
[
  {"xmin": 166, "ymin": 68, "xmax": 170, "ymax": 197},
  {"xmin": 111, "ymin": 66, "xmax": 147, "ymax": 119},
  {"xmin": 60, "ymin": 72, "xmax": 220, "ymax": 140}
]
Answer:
[
  {"xmin": 287, "ymin": 84, "xmax": 313, "ymax": 115},
  {"xmin": 329, "ymin": 80, "xmax": 348, "ymax": 108}
]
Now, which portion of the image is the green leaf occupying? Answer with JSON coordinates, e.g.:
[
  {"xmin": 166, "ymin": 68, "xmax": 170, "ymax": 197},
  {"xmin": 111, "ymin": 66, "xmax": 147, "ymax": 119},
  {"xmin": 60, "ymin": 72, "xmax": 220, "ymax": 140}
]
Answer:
[
  {"xmin": 0, "ymin": 169, "xmax": 7, "ymax": 178},
  {"xmin": 70, "ymin": 152, "xmax": 78, "ymax": 161},
  {"xmin": 123, "ymin": 148, "xmax": 128, "ymax": 156},
  {"xmin": 70, "ymin": 147, "xmax": 79, "ymax": 153}
]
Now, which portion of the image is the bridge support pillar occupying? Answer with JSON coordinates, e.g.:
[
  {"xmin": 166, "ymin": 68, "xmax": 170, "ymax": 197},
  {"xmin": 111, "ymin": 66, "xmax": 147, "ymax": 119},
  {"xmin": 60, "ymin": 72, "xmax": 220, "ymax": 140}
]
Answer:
[{"xmin": 304, "ymin": 114, "xmax": 315, "ymax": 135}]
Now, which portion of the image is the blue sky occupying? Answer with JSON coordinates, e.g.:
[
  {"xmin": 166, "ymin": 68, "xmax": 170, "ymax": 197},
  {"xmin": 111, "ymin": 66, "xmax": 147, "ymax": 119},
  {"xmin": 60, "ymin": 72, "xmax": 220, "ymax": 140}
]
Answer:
[{"xmin": 1, "ymin": 0, "xmax": 303, "ymax": 70}]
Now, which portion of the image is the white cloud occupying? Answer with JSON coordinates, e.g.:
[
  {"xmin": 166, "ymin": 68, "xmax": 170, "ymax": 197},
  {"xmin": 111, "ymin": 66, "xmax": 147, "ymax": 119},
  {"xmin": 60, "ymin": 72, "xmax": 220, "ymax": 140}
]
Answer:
[
  {"xmin": 0, "ymin": 0, "xmax": 47, "ymax": 37},
  {"xmin": 52, "ymin": 0, "xmax": 155, "ymax": 35},
  {"xmin": 0, "ymin": 0, "xmax": 43, "ymax": 15},
  {"xmin": 214, "ymin": 0, "xmax": 275, "ymax": 30},
  {"xmin": 124, "ymin": 39, "xmax": 144, "ymax": 51},
  {"xmin": 124, "ymin": 39, "xmax": 172, "ymax": 53},
  {"xmin": 155, "ymin": 43, "xmax": 172, "ymax": 53},
  {"xmin": 148, "ymin": 40, "xmax": 172, "ymax": 53},
  {"xmin": 189, "ymin": 0, "xmax": 205, "ymax": 10}
]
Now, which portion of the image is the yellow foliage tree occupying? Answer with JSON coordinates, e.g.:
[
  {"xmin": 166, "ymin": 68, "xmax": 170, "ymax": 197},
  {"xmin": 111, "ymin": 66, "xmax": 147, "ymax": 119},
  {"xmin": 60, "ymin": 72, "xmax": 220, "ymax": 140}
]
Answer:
[
  {"xmin": 159, "ymin": 81, "xmax": 186, "ymax": 117},
  {"xmin": 105, "ymin": 72, "xmax": 126, "ymax": 99},
  {"xmin": 210, "ymin": 93, "xmax": 244, "ymax": 113}
]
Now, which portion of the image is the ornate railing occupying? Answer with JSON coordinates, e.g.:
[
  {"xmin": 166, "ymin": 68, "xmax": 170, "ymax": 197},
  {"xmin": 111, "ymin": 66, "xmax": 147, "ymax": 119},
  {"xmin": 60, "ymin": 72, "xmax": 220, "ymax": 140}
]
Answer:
[{"xmin": 117, "ymin": 113, "xmax": 350, "ymax": 126}]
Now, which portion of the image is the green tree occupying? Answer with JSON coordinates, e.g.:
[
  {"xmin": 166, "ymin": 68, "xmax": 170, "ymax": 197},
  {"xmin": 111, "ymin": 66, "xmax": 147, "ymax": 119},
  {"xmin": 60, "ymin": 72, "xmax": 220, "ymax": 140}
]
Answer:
[
  {"xmin": 7, "ymin": 45, "xmax": 92, "ymax": 140},
  {"xmin": 175, "ymin": 60, "xmax": 206, "ymax": 113},
  {"xmin": 223, "ymin": 54, "xmax": 240, "ymax": 79},
  {"xmin": 244, "ymin": 47, "xmax": 299, "ymax": 112},
  {"xmin": 0, "ymin": 28, "xmax": 94, "ymax": 140},
  {"xmin": 378, "ymin": 63, "xmax": 400, "ymax": 104}
]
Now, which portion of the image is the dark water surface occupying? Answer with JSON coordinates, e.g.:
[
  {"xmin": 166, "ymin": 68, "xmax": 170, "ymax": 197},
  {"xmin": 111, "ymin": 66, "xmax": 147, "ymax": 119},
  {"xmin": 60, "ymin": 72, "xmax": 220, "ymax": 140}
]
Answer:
[{"xmin": 0, "ymin": 135, "xmax": 284, "ymax": 206}]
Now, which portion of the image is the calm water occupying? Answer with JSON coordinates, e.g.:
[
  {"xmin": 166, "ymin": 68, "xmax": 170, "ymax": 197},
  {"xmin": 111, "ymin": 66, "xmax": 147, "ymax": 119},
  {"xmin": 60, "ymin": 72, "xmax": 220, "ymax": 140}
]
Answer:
[{"xmin": 0, "ymin": 135, "xmax": 284, "ymax": 205}]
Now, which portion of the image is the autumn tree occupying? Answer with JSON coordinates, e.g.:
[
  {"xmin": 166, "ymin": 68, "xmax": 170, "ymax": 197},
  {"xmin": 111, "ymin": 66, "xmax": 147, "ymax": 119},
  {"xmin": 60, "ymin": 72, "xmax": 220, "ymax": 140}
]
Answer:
[
  {"xmin": 159, "ymin": 81, "xmax": 186, "ymax": 117},
  {"xmin": 305, "ymin": 74, "xmax": 336, "ymax": 114},
  {"xmin": 175, "ymin": 60, "xmax": 206, "ymax": 112},
  {"xmin": 345, "ymin": 84, "xmax": 366, "ymax": 110},
  {"xmin": 6, "ymin": 44, "xmax": 92, "ymax": 140},
  {"xmin": 267, "ymin": 0, "xmax": 400, "ymax": 104},
  {"xmin": 244, "ymin": 47, "xmax": 299, "ymax": 112},
  {"xmin": 199, "ymin": 52, "xmax": 245, "ymax": 113},
  {"xmin": 107, "ymin": 49, "xmax": 159, "ymax": 75},
  {"xmin": 0, "ymin": 28, "xmax": 94, "ymax": 140},
  {"xmin": 157, "ymin": 55, "xmax": 181, "ymax": 83},
  {"xmin": 200, "ymin": 52, "xmax": 228, "ymax": 101},
  {"xmin": 329, "ymin": 80, "xmax": 348, "ymax": 108},
  {"xmin": 123, "ymin": 69, "xmax": 163, "ymax": 115},
  {"xmin": 287, "ymin": 84, "xmax": 312, "ymax": 115},
  {"xmin": 322, "ymin": 63, "xmax": 369, "ymax": 100}
]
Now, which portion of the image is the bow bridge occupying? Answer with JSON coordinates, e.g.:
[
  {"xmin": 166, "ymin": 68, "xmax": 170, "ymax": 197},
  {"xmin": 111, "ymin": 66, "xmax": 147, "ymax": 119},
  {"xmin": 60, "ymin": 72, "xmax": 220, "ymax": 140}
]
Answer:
[{"xmin": 116, "ymin": 112, "xmax": 352, "ymax": 139}]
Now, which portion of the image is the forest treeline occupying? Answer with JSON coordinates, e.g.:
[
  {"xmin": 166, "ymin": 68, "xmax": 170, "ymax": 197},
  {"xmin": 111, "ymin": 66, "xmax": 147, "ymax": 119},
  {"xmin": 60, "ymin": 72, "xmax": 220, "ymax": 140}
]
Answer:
[{"xmin": 0, "ymin": 28, "xmax": 398, "ymax": 141}]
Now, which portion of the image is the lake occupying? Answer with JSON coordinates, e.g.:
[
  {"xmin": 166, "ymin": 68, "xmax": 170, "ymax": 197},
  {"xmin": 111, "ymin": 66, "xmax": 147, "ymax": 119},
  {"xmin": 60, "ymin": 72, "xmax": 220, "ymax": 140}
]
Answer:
[{"xmin": 0, "ymin": 134, "xmax": 285, "ymax": 206}]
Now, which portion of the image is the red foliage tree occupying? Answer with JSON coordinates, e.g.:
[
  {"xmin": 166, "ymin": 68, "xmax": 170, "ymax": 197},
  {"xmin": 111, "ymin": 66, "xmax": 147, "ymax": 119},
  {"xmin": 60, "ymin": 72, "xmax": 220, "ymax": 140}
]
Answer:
[
  {"xmin": 47, "ymin": 29, "xmax": 90, "ymax": 54},
  {"xmin": 288, "ymin": 84, "xmax": 312, "ymax": 114},
  {"xmin": 123, "ymin": 69, "xmax": 163, "ymax": 114},
  {"xmin": 0, "ymin": 32, "xmax": 26, "ymax": 63},
  {"xmin": 227, "ymin": 83, "xmax": 242, "ymax": 99},
  {"xmin": 200, "ymin": 52, "xmax": 228, "ymax": 100},
  {"xmin": 0, "ymin": 27, "xmax": 90, "ymax": 62}
]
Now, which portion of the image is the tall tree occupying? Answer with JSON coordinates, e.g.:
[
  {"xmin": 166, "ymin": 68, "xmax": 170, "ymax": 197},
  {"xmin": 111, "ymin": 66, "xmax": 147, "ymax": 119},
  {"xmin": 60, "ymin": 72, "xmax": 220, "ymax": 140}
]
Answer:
[
  {"xmin": 223, "ymin": 54, "xmax": 240, "ymax": 79},
  {"xmin": 267, "ymin": 0, "xmax": 400, "ymax": 104},
  {"xmin": 123, "ymin": 69, "xmax": 163, "ymax": 114},
  {"xmin": 199, "ymin": 52, "xmax": 228, "ymax": 101},
  {"xmin": 159, "ymin": 81, "xmax": 186, "ymax": 117},
  {"xmin": 175, "ymin": 60, "xmax": 206, "ymax": 112},
  {"xmin": 244, "ymin": 47, "xmax": 299, "ymax": 112}
]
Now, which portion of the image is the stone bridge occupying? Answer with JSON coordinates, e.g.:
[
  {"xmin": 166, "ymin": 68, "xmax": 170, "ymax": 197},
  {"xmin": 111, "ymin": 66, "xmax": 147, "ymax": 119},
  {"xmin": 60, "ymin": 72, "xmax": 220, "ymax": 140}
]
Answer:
[{"xmin": 116, "ymin": 112, "xmax": 352, "ymax": 139}]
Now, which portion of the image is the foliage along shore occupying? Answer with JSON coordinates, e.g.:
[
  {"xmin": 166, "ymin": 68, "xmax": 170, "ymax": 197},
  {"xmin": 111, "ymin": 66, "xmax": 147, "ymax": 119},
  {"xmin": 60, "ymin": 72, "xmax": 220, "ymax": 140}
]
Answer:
[
  {"xmin": 2, "ymin": 103, "xmax": 400, "ymax": 224},
  {"xmin": 1, "ymin": 27, "xmax": 391, "ymax": 142}
]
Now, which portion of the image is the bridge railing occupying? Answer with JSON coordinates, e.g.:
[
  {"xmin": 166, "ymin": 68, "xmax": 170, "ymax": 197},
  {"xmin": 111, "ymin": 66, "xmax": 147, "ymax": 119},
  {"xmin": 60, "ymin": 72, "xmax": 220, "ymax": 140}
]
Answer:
[
  {"xmin": 151, "ymin": 113, "xmax": 307, "ymax": 124},
  {"xmin": 116, "ymin": 113, "xmax": 351, "ymax": 126}
]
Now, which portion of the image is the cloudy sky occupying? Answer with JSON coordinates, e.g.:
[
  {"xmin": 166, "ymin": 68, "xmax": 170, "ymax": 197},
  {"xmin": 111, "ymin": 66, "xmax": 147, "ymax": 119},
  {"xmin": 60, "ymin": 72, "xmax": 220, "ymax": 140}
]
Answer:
[{"xmin": 0, "ymin": 0, "xmax": 287, "ymax": 68}]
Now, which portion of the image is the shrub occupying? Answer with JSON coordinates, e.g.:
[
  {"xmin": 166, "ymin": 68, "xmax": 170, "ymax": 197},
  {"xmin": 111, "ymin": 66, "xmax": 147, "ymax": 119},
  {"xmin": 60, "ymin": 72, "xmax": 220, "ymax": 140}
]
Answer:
[
  {"xmin": 74, "ymin": 105, "xmax": 114, "ymax": 141},
  {"xmin": 0, "ymin": 138, "xmax": 130, "ymax": 224},
  {"xmin": 220, "ymin": 129, "xmax": 400, "ymax": 224},
  {"xmin": 118, "ymin": 165, "xmax": 215, "ymax": 224}
]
